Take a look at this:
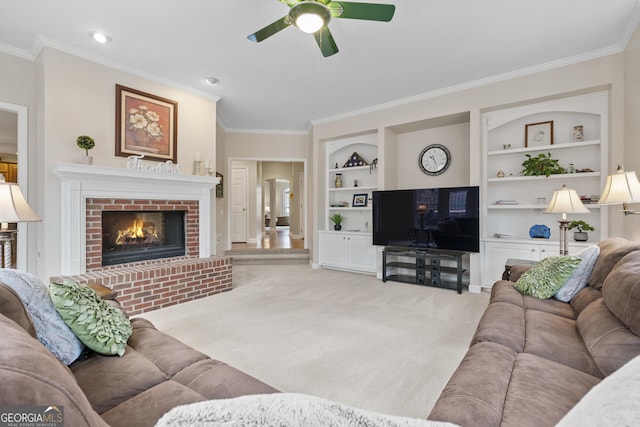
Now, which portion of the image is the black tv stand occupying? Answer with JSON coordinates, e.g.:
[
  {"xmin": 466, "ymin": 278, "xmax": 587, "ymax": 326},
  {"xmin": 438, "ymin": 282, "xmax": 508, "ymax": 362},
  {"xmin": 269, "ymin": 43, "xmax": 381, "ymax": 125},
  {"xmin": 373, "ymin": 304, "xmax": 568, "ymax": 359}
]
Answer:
[{"xmin": 382, "ymin": 247, "xmax": 466, "ymax": 294}]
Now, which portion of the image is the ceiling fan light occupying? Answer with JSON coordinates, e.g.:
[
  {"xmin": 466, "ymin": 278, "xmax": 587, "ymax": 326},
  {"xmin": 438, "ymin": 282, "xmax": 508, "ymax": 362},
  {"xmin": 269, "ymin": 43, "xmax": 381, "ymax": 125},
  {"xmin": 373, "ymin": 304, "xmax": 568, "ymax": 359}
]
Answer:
[
  {"xmin": 289, "ymin": 2, "xmax": 330, "ymax": 34},
  {"xmin": 296, "ymin": 13, "xmax": 325, "ymax": 33}
]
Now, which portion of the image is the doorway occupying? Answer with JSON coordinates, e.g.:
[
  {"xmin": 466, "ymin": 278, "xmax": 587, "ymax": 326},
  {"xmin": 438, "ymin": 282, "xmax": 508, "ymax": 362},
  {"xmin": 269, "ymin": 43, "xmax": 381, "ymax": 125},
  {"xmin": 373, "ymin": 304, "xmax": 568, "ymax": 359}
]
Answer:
[
  {"xmin": 227, "ymin": 158, "xmax": 306, "ymax": 252},
  {"xmin": 0, "ymin": 102, "xmax": 29, "ymax": 270}
]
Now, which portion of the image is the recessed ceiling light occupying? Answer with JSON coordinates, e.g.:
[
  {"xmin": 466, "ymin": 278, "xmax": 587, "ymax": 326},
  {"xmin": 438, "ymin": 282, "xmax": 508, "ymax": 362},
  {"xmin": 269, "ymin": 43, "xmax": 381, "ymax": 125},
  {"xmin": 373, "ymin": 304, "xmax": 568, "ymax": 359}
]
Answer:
[
  {"xmin": 89, "ymin": 31, "xmax": 112, "ymax": 44},
  {"xmin": 204, "ymin": 77, "xmax": 220, "ymax": 85}
]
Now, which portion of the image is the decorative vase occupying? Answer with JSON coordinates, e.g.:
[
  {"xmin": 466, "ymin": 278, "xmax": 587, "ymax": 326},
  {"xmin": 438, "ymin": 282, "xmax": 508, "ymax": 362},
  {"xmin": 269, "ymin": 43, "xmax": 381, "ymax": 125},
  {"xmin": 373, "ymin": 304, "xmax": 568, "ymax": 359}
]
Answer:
[
  {"xmin": 79, "ymin": 155, "xmax": 94, "ymax": 165},
  {"xmin": 334, "ymin": 224, "xmax": 342, "ymax": 231},
  {"xmin": 573, "ymin": 231, "xmax": 588, "ymax": 242},
  {"xmin": 335, "ymin": 173, "xmax": 342, "ymax": 188}
]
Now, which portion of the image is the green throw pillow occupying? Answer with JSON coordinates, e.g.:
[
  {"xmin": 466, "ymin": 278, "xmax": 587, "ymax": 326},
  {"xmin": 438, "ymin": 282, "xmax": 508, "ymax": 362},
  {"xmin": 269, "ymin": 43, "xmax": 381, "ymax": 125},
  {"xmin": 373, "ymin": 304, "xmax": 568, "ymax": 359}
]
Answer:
[
  {"xmin": 50, "ymin": 280, "xmax": 132, "ymax": 356},
  {"xmin": 514, "ymin": 255, "xmax": 581, "ymax": 299}
]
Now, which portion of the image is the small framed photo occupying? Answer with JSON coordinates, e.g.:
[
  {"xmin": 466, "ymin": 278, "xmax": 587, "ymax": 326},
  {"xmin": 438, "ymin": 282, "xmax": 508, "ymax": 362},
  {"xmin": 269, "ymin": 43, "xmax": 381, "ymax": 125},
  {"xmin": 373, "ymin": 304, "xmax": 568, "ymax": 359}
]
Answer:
[
  {"xmin": 352, "ymin": 193, "xmax": 368, "ymax": 207},
  {"xmin": 115, "ymin": 84, "xmax": 178, "ymax": 162},
  {"xmin": 216, "ymin": 172, "xmax": 223, "ymax": 198},
  {"xmin": 525, "ymin": 120, "xmax": 553, "ymax": 147}
]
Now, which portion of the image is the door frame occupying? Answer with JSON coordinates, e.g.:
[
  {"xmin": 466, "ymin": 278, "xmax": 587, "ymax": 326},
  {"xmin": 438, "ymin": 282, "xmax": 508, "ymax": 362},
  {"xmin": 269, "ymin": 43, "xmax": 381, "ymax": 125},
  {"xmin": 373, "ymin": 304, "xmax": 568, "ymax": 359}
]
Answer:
[
  {"xmin": 0, "ymin": 102, "xmax": 29, "ymax": 271},
  {"xmin": 226, "ymin": 156, "xmax": 308, "ymax": 251}
]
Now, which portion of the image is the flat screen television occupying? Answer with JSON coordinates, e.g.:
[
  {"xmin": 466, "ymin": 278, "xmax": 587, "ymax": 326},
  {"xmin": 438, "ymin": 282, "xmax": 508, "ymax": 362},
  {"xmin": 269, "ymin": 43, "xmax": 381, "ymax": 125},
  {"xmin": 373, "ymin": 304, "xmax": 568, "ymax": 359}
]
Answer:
[{"xmin": 372, "ymin": 186, "xmax": 480, "ymax": 252}]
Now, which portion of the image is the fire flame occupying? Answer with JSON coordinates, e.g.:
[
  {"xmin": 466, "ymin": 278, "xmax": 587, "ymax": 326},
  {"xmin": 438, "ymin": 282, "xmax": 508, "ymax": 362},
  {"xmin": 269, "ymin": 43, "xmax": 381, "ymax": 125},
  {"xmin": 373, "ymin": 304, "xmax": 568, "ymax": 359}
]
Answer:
[{"xmin": 115, "ymin": 218, "xmax": 159, "ymax": 245}]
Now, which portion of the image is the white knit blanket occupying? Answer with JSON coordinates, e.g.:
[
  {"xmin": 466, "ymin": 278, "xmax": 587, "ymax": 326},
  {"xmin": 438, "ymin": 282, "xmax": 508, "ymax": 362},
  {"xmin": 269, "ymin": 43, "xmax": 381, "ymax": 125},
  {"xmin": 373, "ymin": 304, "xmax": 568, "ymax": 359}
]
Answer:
[{"xmin": 155, "ymin": 393, "xmax": 459, "ymax": 427}]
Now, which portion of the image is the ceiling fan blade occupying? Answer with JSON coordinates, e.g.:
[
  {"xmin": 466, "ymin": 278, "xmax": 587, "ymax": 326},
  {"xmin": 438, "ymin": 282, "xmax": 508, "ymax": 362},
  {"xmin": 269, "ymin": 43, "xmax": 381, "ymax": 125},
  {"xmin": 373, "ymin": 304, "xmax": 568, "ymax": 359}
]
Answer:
[
  {"xmin": 329, "ymin": 2, "xmax": 395, "ymax": 22},
  {"xmin": 314, "ymin": 26, "xmax": 339, "ymax": 57},
  {"xmin": 247, "ymin": 16, "xmax": 291, "ymax": 42}
]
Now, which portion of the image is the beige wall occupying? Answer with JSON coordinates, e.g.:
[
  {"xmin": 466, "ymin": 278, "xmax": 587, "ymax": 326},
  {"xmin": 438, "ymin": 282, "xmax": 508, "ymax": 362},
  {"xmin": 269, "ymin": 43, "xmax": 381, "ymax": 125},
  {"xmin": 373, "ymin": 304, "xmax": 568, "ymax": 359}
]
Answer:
[
  {"xmin": 624, "ymin": 26, "xmax": 640, "ymax": 240},
  {"xmin": 311, "ymin": 53, "xmax": 627, "ymax": 266},
  {"xmin": 395, "ymin": 122, "xmax": 471, "ymax": 189},
  {"xmin": 35, "ymin": 48, "xmax": 218, "ymax": 279},
  {"xmin": 215, "ymin": 121, "xmax": 227, "ymax": 254}
]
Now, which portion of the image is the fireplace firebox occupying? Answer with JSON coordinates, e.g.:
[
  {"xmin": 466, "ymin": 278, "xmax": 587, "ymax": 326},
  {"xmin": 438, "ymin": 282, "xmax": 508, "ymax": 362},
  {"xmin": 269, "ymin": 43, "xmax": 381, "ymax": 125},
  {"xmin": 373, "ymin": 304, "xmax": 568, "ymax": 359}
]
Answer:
[{"xmin": 101, "ymin": 210, "xmax": 186, "ymax": 266}]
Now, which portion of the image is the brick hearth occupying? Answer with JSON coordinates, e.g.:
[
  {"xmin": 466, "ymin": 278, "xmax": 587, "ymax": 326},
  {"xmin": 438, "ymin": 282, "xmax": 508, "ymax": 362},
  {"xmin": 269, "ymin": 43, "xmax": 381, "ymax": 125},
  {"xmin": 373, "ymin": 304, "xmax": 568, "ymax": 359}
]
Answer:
[{"xmin": 53, "ymin": 256, "xmax": 232, "ymax": 316}]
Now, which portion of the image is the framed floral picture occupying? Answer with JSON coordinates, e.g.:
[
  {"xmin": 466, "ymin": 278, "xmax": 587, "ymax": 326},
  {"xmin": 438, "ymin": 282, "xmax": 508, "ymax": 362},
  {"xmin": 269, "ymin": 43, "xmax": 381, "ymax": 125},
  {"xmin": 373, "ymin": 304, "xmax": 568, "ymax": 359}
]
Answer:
[{"xmin": 115, "ymin": 84, "xmax": 178, "ymax": 162}]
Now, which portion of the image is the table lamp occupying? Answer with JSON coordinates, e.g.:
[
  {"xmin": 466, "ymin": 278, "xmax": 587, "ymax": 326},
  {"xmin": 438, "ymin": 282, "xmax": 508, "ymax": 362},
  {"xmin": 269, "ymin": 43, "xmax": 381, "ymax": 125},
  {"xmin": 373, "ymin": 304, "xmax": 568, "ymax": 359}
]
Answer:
[
  {"xmin": 544, "ymin": 184, "xmax": 589, "ymax": 255},
  {"xmin": 598, "ymin": 165, "xmax": 640, "ymax": 215},
  {"xmin": 0, "ymin": 175, "xmax": 40, "ymax": 268}
]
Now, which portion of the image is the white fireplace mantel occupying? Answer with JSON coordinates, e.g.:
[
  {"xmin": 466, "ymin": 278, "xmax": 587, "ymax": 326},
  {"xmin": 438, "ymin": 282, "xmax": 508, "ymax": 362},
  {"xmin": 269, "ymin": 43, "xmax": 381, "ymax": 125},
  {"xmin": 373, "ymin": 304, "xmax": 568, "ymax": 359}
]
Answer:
[{"xmin": 53, "ymin": 162, "xmax": 219, "ymax": 275}]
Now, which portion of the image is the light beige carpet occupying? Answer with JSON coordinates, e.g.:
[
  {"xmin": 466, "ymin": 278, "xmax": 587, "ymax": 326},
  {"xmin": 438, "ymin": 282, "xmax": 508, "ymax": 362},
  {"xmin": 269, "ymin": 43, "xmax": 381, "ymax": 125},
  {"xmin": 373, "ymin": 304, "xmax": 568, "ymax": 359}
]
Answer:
[{"xmin": 137, "ymin": 264, "xmax": 490, "ymax": 419}]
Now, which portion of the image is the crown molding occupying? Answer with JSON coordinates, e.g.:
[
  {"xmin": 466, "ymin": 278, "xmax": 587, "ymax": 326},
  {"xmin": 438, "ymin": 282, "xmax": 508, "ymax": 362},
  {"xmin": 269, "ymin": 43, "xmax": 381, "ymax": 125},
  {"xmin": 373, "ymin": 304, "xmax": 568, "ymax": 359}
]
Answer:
[
  {"xmin": 0, "ymin": 42, "xmax": 33, "ymax": 60},
  {"xmin": 311, "ymin": 45, "xmax": 623, "ymax": 127}
]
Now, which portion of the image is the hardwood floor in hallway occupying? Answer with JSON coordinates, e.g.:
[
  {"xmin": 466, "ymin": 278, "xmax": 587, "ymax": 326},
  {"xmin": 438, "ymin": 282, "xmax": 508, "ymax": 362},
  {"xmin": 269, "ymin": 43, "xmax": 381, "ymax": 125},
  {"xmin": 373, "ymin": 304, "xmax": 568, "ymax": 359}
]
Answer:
[{"xmin": 231, "ymin": 227, "xmax": 304, "ymax": 250}]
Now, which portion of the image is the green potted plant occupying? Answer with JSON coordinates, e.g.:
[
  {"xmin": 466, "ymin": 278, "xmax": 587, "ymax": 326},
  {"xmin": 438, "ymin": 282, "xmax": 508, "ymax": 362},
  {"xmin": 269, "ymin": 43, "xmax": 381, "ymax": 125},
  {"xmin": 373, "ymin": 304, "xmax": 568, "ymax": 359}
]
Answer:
[
  {"xmin": 77, "ymin": 135, "xmax": 95, "ymax": 165},
  {"xmin": 568, "ymin": 220, "xmax": 594, "ymax": 242},
  {"xmin": 521, "ymin": 152, "xmax": 566, "ymax": 177},
  {"xmin": 329, "ymin": 213, "xmax": 344, "ymax": 231}
]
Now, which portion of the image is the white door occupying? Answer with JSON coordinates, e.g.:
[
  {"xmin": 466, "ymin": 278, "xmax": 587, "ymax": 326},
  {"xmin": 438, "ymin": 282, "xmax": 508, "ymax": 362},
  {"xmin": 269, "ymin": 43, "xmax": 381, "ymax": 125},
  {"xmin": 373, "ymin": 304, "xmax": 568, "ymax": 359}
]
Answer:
[
  {"xmin": 298, "ymin": 171, "xmax": 304, "ymax": 235},
  {"xmin": 231, "ymin": 167, "xmax": 248, "ymax": 242}
]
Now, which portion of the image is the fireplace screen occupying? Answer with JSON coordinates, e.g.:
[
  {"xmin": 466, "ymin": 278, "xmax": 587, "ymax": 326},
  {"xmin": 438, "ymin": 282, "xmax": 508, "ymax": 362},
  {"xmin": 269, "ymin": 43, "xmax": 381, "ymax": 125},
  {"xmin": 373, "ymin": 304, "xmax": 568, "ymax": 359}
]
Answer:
[{"xmin": 102, "ymin": 211, "xmax": 185, "ymax": 266}]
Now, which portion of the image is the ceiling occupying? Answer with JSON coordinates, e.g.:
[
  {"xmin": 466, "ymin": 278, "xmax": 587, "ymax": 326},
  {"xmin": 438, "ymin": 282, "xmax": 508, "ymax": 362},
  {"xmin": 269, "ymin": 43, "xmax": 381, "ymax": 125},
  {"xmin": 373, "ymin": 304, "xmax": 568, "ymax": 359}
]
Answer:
[{"xmin": 1, "ymin": 0, "xmax": 639, "ymax": 133}]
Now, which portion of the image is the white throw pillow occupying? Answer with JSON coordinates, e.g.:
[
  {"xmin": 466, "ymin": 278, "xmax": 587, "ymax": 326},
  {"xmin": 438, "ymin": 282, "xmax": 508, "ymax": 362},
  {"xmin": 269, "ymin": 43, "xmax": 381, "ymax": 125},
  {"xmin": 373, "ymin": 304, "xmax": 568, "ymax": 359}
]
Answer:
[
  {"xmin": 0, "ymin": 269, "xmax": 84, "ymax": 364},
  {"xmin": 554, "ymin": 245, "xmax": 600, "ymax": 302}
]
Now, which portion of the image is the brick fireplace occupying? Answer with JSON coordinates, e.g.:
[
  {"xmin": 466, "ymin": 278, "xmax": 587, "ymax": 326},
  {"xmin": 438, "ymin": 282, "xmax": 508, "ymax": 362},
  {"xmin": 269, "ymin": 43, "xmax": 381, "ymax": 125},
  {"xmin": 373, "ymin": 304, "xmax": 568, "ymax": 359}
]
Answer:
[{"xmin": 53, "ymin": 163, "xmax": 230, "ymax": 315}]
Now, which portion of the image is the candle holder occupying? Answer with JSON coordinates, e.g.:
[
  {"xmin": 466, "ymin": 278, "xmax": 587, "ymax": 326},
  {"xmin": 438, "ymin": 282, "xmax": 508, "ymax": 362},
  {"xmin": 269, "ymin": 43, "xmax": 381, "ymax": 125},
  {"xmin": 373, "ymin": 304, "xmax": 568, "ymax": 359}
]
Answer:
[{"xmin": 193, "ymin": 160, "xmax": 201, "ymax": 176}]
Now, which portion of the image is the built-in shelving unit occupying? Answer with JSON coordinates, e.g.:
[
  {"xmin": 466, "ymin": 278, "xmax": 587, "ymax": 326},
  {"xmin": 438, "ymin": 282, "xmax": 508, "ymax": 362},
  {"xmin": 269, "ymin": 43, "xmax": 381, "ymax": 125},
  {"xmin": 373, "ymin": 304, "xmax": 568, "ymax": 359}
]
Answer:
[
  {"xmin": 480, "ymin": 91, "xmax": 609, "ymax": 287},
  {"xmin": 319, "ymin": 133, "xmax": 379, "ymax": 274}
]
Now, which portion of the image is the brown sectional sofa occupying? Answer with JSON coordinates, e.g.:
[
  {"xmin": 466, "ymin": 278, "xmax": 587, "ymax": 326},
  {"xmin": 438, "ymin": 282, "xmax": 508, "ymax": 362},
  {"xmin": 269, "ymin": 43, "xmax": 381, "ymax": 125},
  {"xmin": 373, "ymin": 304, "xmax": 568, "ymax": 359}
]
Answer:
[
  {"xmin": 428, "ymin": 237, "xmax": 640, "ymax": 427},
  {"xmin": 0, "ymin": 282, "xmax": 277, "ymax": 427}
]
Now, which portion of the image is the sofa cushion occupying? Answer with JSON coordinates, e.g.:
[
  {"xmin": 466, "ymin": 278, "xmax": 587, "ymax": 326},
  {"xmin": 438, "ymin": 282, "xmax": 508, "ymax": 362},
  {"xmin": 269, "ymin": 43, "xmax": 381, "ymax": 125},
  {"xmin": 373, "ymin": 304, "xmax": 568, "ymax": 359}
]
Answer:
[
  {"xmin": 578, "ymin": 298, "xmax": 640, "ymax": 377},
  {"xmin": 172, "ymin": 359, "xmax": 279, "ymax": 399},
  {"xmin": 601, "ymin": 251, "xmax": 640, "ymax": 335},
  {"xmin": 570, "ymin": 286, "xmax": 602, "ymax": 314},
  {"xmin": 70, "ymin": 344, "xmax": 170, "ymax": 414},
  {"xmin": 472, "ymin": 295, "xmax": 600, "ymax": 376},
  {"xmin": 554, "ymin": 245, "xmax": 600, "ymax": 302},
  {"xmin": 428, "ymin": 341, "xmax": 600, "ymax": 427},
  {"xmin": 490, "ymin": 281, "xmax": 576, "ymax": 319},
  {"xmin": 428, "ymin": 342, "xmax": 517, "ymax": 427},
  {"xmin": 471, "ymin": 301, "xmax": 525, "ymax": 351},
  {"xmin": 0, "ymin": 270, "xmax": 84, "ymax": 364},
  {"xmin": 523, "ymin": 310, "xmax": 601, "ymax": 377},
  {"xmin": 50, "ymin": 279, "xmax": 132, "ymax": 356},
  {"xmin": 126, "ymin": 318, "xmax": 209, "ymax": 377},
  {"xmin": 500, "ymin": 353, "xmax": 600, "ymax": 427},
  {"xmin": 100, "ymin": 380, "xmax": 206, "ymax": 427},
  {"xmin": 514, "ymin": 255, "xmax": 581, "ymax": 299},
  {"xmin": 0, "ymin": 313, "xmax": 108, "ymax": 427},
  {"xmin": 556, "ymin": 354, "xmax": 640, "ymax": 427},
  {"xmin": 0, "ymin": 281, "xmax": 36, "ymax": 337},
  {"xmin": 588, "ymin": 237, "xmax": 640, "ymax": 290}
]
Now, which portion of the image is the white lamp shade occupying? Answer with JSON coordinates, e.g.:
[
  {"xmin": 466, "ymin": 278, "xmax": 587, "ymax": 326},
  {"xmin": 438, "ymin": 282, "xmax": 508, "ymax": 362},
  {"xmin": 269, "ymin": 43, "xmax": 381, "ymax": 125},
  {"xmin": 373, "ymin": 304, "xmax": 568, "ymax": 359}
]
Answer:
[
  {"xmin": 0, "ymin": 182, "xmax": 40, "ymax": 222},
  {"xmin": 544, "ymin": 185, "xmax": 590, "ymax": 215},
  {"xmin": 598, "ymin": 169, "xmax": 640, "ymax": 204}
]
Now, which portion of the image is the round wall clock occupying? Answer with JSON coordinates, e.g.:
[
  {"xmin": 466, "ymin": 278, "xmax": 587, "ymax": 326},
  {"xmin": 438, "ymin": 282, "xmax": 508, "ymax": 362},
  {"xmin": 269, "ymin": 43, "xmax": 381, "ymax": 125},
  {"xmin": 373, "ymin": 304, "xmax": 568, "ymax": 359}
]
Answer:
[{"xmin": 419, "ymin": 144, "xmax": 451, "ymax": 176}]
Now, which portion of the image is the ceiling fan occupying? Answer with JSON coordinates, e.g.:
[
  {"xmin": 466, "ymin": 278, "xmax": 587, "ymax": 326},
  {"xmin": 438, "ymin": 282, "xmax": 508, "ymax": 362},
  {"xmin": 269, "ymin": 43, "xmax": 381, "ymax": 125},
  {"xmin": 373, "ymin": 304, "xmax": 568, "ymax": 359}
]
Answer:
[{"xmin": 247, "ymin": 0, "xmax": 396, "ymax": 57}]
